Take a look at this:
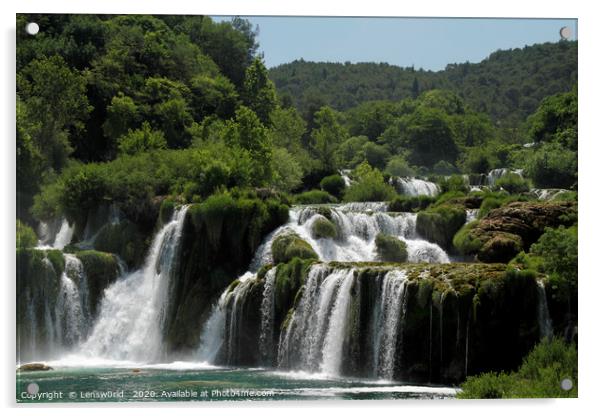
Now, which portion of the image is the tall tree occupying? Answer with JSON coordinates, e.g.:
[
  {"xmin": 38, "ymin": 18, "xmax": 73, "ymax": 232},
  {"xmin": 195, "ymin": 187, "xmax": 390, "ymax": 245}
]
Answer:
[{"xmin": 242, "ymin": 58, "xmax": 278, "ymax": 126}]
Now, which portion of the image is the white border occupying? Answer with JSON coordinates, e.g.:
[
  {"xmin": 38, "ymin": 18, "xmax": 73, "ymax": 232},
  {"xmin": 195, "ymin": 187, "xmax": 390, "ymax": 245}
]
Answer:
[{"xmin": 2, "ymin": 1, "xmax": 600, "ymax": 415}]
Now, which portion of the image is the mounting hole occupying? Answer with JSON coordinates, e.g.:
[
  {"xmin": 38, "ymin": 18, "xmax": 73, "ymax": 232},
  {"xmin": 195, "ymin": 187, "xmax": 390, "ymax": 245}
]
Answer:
[
  {"xmin": 559, "ymin": 26, "xmax": 571, "ymax": 40},
  {"xmin": 561, "ymin": 378, "xmax": 573, "ymax": 391},
  {"xmin": 25, "ymin": 22, "xmax": 39, "ymax": 36}
]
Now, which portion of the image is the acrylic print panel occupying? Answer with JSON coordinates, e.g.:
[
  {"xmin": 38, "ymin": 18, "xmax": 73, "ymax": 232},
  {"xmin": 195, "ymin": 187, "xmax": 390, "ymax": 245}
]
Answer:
[{"xmin": 15, "ymin": 14, "xmax": 577, "ymax": 402}]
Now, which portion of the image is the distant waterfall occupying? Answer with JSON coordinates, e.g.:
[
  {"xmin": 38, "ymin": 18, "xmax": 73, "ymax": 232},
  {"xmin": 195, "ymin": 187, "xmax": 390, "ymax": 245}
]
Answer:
[
  {"xmin": 78, "ymin": 206, "xmax": 188, "ymax": 362},
  {"xmin": 486, "ymin": 168, "xmax": 523, "ymax": 187},
  {"xmin": 250, "ymin": 203, "xmax": 449, "ymax": 267},
  {"xmin": 37, "ymin": 217, "xmax": 75, "ymax": 249},
  {"xmin": 391, "ymin": 177, "xmax": 440, "ymax": 197}
]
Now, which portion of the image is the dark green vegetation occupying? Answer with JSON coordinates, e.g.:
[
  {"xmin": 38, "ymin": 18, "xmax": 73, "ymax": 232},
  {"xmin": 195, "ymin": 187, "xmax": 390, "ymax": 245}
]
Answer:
[
  {"xmin": 416, "ymin": 204, "xmax": 466, "ymax": 249},
  {"xmin": 271, "ymin": 232, "xmax": 318, "ymax": 264},
  {"xmin": 458, "ymin": 338, "xmax": 577, "ymax": 398}
]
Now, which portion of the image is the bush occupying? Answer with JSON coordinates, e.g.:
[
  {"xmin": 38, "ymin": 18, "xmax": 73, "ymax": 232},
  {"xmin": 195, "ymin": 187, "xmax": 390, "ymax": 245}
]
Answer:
[
  {"xmin": 117, "ymin": 121, "xmax": 167, "ymax": 155},
  {"xmin": 16, "ymin": 220, "xmax": 37, "ymax": 249},
  {"xmin": 439, "ymin": 175, "xmax": 469, "ymax": 193},
  {"xmin": 271, "ymin": 232, "xmax": 318, "ymax": 264},
  {"xmin": 310, "ymin": 216, "xmax": 337, "ymax": 239},
  {"xmin": 494, "ymin": 173, "xmax": 530, "ymax": 194},
  {"xmin": 524, "ymin": 143, "xmax": 577, "ymax": 189},
  {"xmin": 388, "ymin": 195, "xmax": 435, "ymax": 212},
  {"xmin": 344, "ymin": 162, "xmax": 396, "ymax": 202},
  {"xmin": 458, "ymin": 338, "xmax": 577, "ymax": 398},
  {"xmin": 375, "ymin": 233, "xmax": 408, "ymax": 262},
  {"xmin": 320, "ymin": 174, "xmax": 346, "ymax": 199},
  {"xmin": 416, "ymin": 205, "xmax": 466, "ymax": 248},
  {"xmin": 432, "ymin": 160, "xmax": 459, "ymax": 175},
  {"xmin": 294, "ymin": 189, "xmax": 337, "ymax": 205},
  {"xmin": 384, "ymin": 155, "xmax": 415, "ymax": 178}
]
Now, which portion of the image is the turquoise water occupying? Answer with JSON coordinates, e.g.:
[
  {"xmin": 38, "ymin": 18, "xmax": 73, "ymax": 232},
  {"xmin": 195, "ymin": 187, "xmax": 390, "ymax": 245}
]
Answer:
[{"xmin": 16, "ymin": 363, "xmax": 458, "ymax": 402}]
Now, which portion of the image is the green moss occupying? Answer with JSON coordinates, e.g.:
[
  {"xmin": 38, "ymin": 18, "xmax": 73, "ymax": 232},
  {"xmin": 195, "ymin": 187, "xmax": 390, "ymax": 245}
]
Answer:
[
  {"xmin": 159, "ymin": 198, "xmax": 176, "ymax": 225},
  {"xmin": 75, "ymin": 250, "xmax": 119, "ymax": 316},
  {"xmin": 453, "ymin": 221, "xmax": 484, "ymax": 255},
  {"xmin": 388, "ymin": 195, "xmax": 435, "ymax": 212},
  {"xmin": 45, "ymin": 249, "xmax": 65, "ymax": 277},
  {"xmin": 478, "ymin": 232, "xmax": 523, "ymax": 263},
  {"xmin": 294, "ymin": 189, "xmax": 338, "ymax": 205},
  {"xmin": 375, "ymin": 233, "xmax": 408, "ymax": 262},
  {"xmin": 271, "ymin": 232, "xmax": 318, "ymax": 264},
  {"xmin": 310, "ymin": 216, "xmax": 337, "ymax": 239},
  {"xmin": 416, "ymin": 205, "xmax": 466, "ymax": 248}
]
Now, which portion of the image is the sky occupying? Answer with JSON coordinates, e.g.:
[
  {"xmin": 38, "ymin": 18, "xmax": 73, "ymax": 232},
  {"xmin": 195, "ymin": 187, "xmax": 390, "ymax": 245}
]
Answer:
[{"xmin": 213, "ymin": 17, "xmax": 577, "ymax": 71}]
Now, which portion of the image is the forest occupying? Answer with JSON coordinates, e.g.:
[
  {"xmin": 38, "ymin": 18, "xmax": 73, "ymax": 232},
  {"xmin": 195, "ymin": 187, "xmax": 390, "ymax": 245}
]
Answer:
[{"xmin": 16, "ymin": 14, "xmax": 577, "ymax": 401}]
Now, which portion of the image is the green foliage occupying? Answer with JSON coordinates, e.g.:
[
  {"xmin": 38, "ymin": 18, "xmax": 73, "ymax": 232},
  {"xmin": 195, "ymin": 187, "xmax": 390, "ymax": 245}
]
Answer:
[
  {"xmin": 242, "ymin": 58, "xmax": 278, "ymax": 125},
  {"xmin": 458, "ymin": 338, "xmax": 577, "ymax": 398},
  {"xmin": 384, "ymin": 155, "xmax": 415, "ymax": 177},
  {"xmin": 416, "ymin": 205, "xmax": 467, "ymax": 248},
  {"xmin": 93, "ymin": 221, "xmax": 147, "ymax": 268},
  {"xmin": 319, "ymin": 175, "xmax": 346, "ymax": 200},
  {"xmin": 530, "ymin": 225, "xmax": 578, "ymax": 306},
  {"xmin": 293, "ymin": 190, "xmax": 337, "ymax": 205},
  {"xmin": 271, "ymin": 232, "xmax": 318, "ymax": 264},
  {"xmin": 117, "ymin": 122, "xmax": 167, "ymax": 155},
  {"xmin": 375, "ymin": 233, "xmax": 408, "ymax": 262},
  {"xmin": 439, "ymin": 175, "xmax": 469, "ymax": 194},
  {"xmin": 271, "ymin": 147, "xmax": 303, "ymax": 192},
  {"xmin": 362, "ymin": 142, "xmax": 391, "ymax": 170},
  {"xmin": 460, "ymin": 146, "xmax": 493, "ymax": 174},
  {"xmin": 494, "ymin": 173, "xmax": 530, "ymax": 194},
  {"xmin": 432, "ymin": 160, "xmax": 459, "ymax": 175},
  {"xmin": 524, "ymin": 142, "xmax": 577, "ymax": 189},
  {"xmin": 103, "ymin": 94, "xmax": 140, "ymax": 148},
  {"xmin": 310, "ymin": 217, "xmax": 337, "ymax": 239},
  {"xmin": 270, "ymin": 41, "xmax": 577, "ymax": 126},
  {"xmin": 389, "ymin": 195, "xmax": 435, "ymax": 212},
  {"xmin": 310, "ymin": 106, "xmax": 348, "ymax": 172},
  {"xmin": 528, "ymin": 89, "xmax": 577, "ymax": 151},
  {"xmin": 344, "ymin": 162, "xmax": 396, "ymax": 202},
  {"xmin": 16, "ymin": 220, "xmax": 38, "ymax": 249},
  {"xmin": 336, "ymin": 135, "xmax": 369, "ymax": 169}
]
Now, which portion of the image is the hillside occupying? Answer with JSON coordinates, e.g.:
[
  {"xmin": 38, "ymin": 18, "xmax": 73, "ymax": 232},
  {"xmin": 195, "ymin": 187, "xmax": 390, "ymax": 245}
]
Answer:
[{"xmin": 269, "ymin": 41, "xmax": 577, "ymax": 126}]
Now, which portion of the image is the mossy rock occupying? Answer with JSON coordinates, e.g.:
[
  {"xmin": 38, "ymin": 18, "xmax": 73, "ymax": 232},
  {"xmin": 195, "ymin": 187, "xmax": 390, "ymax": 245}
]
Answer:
[
  {"xmin": 17, "ymin": 363, "xmax": 53, "ymax": 372},
  {"xmin": 310, "ymin": 216, "xmax": 337, "ymax": 239},
  {"xmin": 159, "ymin": 198, "xmax": 177, "ymax": 225},
  {"xmin": 477, "ymin": 233, "xmax": 523, "ymax": 263},
  {"xmin": 93, "ymin": 220, "xmax": 148, "ymax": 268},
  {"xmin": 271, "ymin": 232, "xmax": 318, "ymax": 264},
  {"xmin": 453, "ymin": 221, "xmax": 484, "ymax": 256},
  {"xmin": 75, "ymin": 250, "xmax": 120, "ymax": 317},
  {"xmin": 416, "ymin": 205, "xmax": 466, "ymax": 249},
  {"xmin": 375, "ymin": 233, "xmax": 408, "ymax": 262}
]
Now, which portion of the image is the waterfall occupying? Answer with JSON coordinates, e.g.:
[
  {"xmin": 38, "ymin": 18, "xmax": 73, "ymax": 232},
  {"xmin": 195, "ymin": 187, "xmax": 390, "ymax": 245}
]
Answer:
[
  {"xmin": 536, "ymin": 280, "xmax": 553, "ymax": 339},
  {"xmin": 259, "ymin": 268, "xmax": 278, "ymax": 363},
  {"xmin": 465, "ymin": 209, "xmax": 479, "ymax": 223},
  {"xmin": 340, "ymin": 169, "xmax": 353, "ymax": 187},
  {"xmin": 531, "ymin": 188, "xmax": 568, "ymax": 201},
  {"xmin": 391, "ymin": 177, "xmax": 440, "ymax": 197},
  {"xmin": 372, "ymin": 270, "xmax": 408, "ymax": 379},
  {"xmin": 197, "ymin": 291, "xmax": 229, "ymax": 363},
  {"xmin": 249, "ymin": 204, "xmax": 449, "ymax": 268},
  {"xmin": 54, "ymin": 254, "xmax": 89, "ymax": 348},
  {"xmin": 486, "ymin": 168, "xmax": 523, "ymax": 187},
  {"xmin": 78, "ymin": 206, "xmax": 188, "ymax": 362},
  {"xmin": 278, "ymin": 266, "xmax": 356, "ymax": 376},
  {"xmin": 37, "ymin": 217, "xmax": 74, "ymax": 249}
]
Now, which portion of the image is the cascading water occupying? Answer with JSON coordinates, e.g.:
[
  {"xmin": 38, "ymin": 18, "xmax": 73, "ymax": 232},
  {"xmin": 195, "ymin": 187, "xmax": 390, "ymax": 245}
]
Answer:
[
  {"xmin": 259, "ymin": 268, "xmax": 278, "ymax": 363},
  {"xmin": 536, "ymin": 280, "xmax": 553, "ymax": 339},
  {"xmin": 372, "ymin": 271, "xmax": 408, "ymax": 380},
  {"xmin": 37, "ymin": 217, "xmax": 75, "ymax": 249},
  {"xmin": 391, "ymin": 177, "xmax": 440, "ymax": 197},
  {"xmin": 250, "ymin": 203, "xmax": 449, "ymax": 268},
  {"xmin": 77, "ymin": 206, "xmax": 189, "ymax": 362},
  {"xmin": 55, "ymin": 254, "xmax": 89, "ymax": 348},
  {"xmin": 486, "ymin": 168, "xmax": 523, "ymax": 187}
]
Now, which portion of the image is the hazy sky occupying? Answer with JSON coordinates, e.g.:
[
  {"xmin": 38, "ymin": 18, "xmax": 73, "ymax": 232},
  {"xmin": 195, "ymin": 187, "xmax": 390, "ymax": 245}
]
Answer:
[{"xmin": 213, "ymin": 17, "xmax": 577, "ymax": 70}]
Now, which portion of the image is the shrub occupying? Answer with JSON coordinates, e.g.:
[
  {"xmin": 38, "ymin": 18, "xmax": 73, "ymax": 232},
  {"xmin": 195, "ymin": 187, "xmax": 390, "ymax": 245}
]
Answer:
[
  {"xmin": 432, "ymin": 160, "xmax": 459, "ymax": 175},
  {"xmin": 458, "ymin": 338, "xmax": 577, "ymax": 398},
  {"xmin": 117, "ymin": 122, "xmax": 167, "ymax": 155},
  {"xmin": 416, "ymin": 205, "xmax": 466, "ymax": 248},
  {"xmin": 294, "ymin": 189, "xmax": 337, "ymax": 205},
  {"xmin": 524, "ymin": 143, "xmax": 577, "ymax": 189},
  {"xmin": 384, "ymin": 155, "xmax": 415, "ymax": 178},
  {"xmin": 16, "ymin": 220, "xmax": 37, "ymax": 249},
  {"xmin": 320, "ymin": 174, "xmax": 346, "ymax": 199},
  {"xmin": 375, "ymin": 233, "xmax": 408, "ymax": 262},
  {"xmin": 344, "ymin": 162, "xmax": 396, "ymax": 202},
  {"xmin": 271, "ymin": 232, "xmax": 318, "ymax": 264},
  {"xmin": 310, "ymin": 216, "xmax": 337, "ymax": 239},
  {"xmin": 494, "ymin": 173, "xmax": 530, "ymax": 194},
  {"xmin": 439, "ymin": 174, "xmax": 469, "ymax": 193},
  {"xmin": 389, "ymin": 195, "xmax": 435, "ymax": 212}
]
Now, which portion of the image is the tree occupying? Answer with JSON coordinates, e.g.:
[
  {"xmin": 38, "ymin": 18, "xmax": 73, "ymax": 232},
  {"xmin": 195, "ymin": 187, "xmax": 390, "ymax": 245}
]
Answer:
[
  {"xmin": 344, "ymin": 162, "xmax": 396, "ymax": 202},
  {"xmin": 103, "ymin": 94, "xmax": 140, "ymax": 153},
  {"xmin": 524, "ymin": 143, "xmax": 577, "ymax": 188},
  {"xmin": 117, "ymin": 122, "xmax": 167, "ymax": 155},
  {"xmin": 271, "ymin": 148, "xmax": 303, "ymax": 192},
  {"xmin": 310, "ymin": 106, "xmax": 348, "ymax": 172},
  {"xmin": 225, "ymin": 106, "xmax": 273, "ymax": 185},
  {"xmin": 385, "ymin": 155, "xmax": 415, "ymax": 178},
  {"xmin": 242, "ymin": 58, "xmax": 278, "ymax": 125},
  {"xmin": 17, "ymin": 55, "xmax": 91, "ymax": 171},
  {"xmin": 528, "ymin": 89, "xmax": 577, "ymax": 151}
]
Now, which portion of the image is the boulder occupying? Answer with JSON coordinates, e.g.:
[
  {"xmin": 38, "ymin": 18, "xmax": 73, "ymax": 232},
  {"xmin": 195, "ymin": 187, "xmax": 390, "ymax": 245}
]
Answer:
[
  {"xmin": 310, "ymin": 216, "xmax": 337, "ymax": 239},
  {"xmin": 375, "ymin": 233, "xmax": 408, "ymax": 262},
  {"xmin": 272, "ymin": 232, "xmax": 318, "ymax": 264},
  {"xmin": 18, "ymin": 363, "xmax": 53, "ymax": 372}
]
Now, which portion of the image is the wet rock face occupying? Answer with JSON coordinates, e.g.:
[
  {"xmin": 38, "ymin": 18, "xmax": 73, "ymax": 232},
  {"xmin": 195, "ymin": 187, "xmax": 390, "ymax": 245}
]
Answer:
[
  {"xmin": 460, "ymin": 201, "xmax": 576, "ymax": 263},
  {"xmin": 17, "ymin": 363, "xmax": 53, "ymax": 372}
]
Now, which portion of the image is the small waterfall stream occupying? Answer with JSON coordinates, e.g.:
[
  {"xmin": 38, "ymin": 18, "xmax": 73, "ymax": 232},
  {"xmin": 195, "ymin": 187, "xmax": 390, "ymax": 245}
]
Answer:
[{"xmin": 391, "ymin": 177, "xmax": 440, "ymax": 197}]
